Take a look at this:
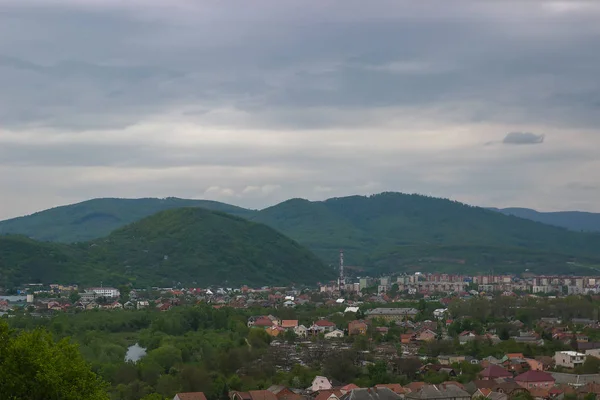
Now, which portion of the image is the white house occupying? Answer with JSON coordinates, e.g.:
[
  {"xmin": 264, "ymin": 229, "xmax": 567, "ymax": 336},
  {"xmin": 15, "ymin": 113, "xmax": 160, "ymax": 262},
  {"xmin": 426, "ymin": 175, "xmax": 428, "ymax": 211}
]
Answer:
[
  {"xmin": 325, "ymin": 329, "xmax": 345, "ymax": 339},
  {"xmin": 433, "ymin": 308, "xmax": 448, "ymax": 319},
  {"xmin": 554, "ymin": 351, "xmax": 586, "ymax": 368},
  {"xmin": 310, "ymin": 376, "xmax": 333, "ymax": 392},
  {"xmin": 345, "ymin": 306, "xmax": 359, "ymax": 313},
  {"xmin": 294, "ymin": 325, "xmax": 308, "ymax": 338}
]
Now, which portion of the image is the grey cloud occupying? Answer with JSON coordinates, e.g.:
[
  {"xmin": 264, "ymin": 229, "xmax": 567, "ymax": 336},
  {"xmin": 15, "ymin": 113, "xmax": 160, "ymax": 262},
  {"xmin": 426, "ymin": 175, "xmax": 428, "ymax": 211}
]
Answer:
[
  {"xmin": 503, "ymin": 132, "xmax": 546, "ymax": 145},
  {"xmin": 1, "ymin": 0, "xmax": 600, "ymax": 218}
]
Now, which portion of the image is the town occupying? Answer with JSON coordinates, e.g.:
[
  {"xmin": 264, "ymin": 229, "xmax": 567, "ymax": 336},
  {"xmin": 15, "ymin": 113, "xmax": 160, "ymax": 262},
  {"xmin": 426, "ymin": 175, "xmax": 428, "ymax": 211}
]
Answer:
[{"xmin": 4, "ymin": 272, "xmax": 600, "ymax": 399}]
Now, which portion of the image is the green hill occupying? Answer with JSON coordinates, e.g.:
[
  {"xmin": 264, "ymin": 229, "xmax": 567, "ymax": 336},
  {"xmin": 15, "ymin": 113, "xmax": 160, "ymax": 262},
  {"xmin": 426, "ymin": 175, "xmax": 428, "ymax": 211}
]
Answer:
[
  {"xmin": 0, "ymin": 197, "xmax": 254, "ymax": 243},
  {"xmin": 3, "ymin": 192, "xmax": 600, "ymax": 277},
  {"xmin": 0, "ymin": 208, "xmax": 331, "ymax": 287},
  {"xmin": 250, "ymin": 193, "xmax": 600, "ymax": 274}
]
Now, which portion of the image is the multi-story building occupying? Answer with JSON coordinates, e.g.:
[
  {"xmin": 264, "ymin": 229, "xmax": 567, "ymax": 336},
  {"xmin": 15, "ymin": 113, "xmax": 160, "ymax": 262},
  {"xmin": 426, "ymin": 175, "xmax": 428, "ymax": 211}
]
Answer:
[
  {"xmin": 554, "ymin": 351, "xmax": 586, "ymax": 369},
  {"xmin": 87, "ymin": 287, "xmax": 120, "ymax": 298}
]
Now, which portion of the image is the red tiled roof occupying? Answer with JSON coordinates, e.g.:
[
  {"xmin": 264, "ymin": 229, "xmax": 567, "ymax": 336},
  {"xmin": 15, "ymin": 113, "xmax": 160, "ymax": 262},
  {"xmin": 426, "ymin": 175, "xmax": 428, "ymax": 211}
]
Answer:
[
  {"xmin": 375, "ymin": 384, "xmax": 405, "ymax": 394},
  {"xmin": 281, "ymin": 320, "xmax": 298, "ymax": 328},
  {"xmin": 314, "ymin": 390, "xmax": 342, "ymax": 400},
  {"xmin": 480, "ymin": 365, "xmax": 512, "ymax": 379},
  {"xmin": 176, "ymin": 393, "xmax": 208, "ymax": 400},
  {"xmin": 314, "ymin": 320, "xmax": 336, "ymax": 327},
  {"xmin": 341, "ymin": 384, "xmax": 360, "ymax": 391},
  {"xmin": 404, "ymin": 382, "xmax": 425, "ymax": 393},
  {"xmin": 249, "ymin": 390, "xmax": 279, "ymax": 400},
  {"xmin": 254, "ymin": 318, "xmax": 274, "ymax": 327},
  {"xmin": 514, "ymin": 370, "xmax": 555, "ymax": 383}
]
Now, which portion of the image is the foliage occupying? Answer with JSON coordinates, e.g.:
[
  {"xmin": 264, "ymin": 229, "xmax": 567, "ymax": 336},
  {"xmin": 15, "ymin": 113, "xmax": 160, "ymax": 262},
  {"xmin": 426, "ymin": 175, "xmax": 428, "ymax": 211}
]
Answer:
[
  {"xmin": 0, "ymin": 197, "xmax": 253, "ymax": 243},
  {"xmin": 0, "ymin": 320, "xmax": 109, "ymax": 400},
  {"xmin": 252, "ymin": 193, "xmax": 600, "ymax": 272},
  {"xmin": 0, "ymin": 208, "xmax": 332, "ymax": 287},
  {"xmin": 4, "ymin": 192, "xmax": 600, "ymax": 275}
]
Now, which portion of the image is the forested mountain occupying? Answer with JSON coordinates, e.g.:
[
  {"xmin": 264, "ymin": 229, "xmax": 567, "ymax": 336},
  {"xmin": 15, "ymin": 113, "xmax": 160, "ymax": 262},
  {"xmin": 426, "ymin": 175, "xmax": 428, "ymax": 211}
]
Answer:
[
  {"xmin": 0, "ymin": 208, "xmax": 330, "ymax": 287},
  {"xmin": 489, "ymin": 207, "xmax": 600, "ymax": 233},
  {"xmin": 3, "ymin": 192, "xmax": 600, "ymax": 277},
  {"xmin": 251, "ymin": 193, "xmax": 600, "ymax": 274},
  {"xmin": 0, "ymin": 197, "xmax": 254, "ymax": 242}
]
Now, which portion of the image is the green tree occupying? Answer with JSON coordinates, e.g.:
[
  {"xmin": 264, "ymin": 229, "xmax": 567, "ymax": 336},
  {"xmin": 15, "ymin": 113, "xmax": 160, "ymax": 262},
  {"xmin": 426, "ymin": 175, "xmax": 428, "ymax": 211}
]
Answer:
[
  {"xmin": 0, "ymin": 320, "xmax": 108, "ymax": 400},
  {"xmin": 582, "ymin": 356, "xmax": 600, "ymax": 374}
]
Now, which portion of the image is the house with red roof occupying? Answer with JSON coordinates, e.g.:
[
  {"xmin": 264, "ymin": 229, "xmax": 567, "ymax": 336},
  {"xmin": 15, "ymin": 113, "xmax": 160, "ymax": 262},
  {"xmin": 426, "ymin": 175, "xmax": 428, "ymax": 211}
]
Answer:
[
  {"xmin": 253, "ymin": 317, "xmax": 274, "ymax": 328},
  {"xmin": 514, "ymin": 370, "xmax": 555, "ymax": 389},
  {"xmin": 174, "ymin": 393, "xmax": 207, "ymax": 400},
  {"xmin": 479, "ymin": 365, "xmax": 512, "ymax": 380},
  {"xmin": 310, "ymin": 320, "xmax": 337, "ymax": 333}
]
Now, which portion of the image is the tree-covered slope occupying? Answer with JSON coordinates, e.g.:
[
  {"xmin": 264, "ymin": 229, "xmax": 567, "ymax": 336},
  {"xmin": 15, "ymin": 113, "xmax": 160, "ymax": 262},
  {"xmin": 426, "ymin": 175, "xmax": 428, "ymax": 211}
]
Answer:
[
  {"xmin": 251, "ymin": 193, "xmax": 600, "ymax": 272},
  {"xmin": 490, "ymin": 207, "xmax": 600, "ymax": 233},
  {"xmin": 0, "ymin": 208, "xmax": 331, "ymax": 287},
  {"xmin": 81, "ymin": 207, "xmax": 331, "ymax": 287},
  {"xmin": 0, "ymin": 197, "xmax": 255, "ymax": 243}
]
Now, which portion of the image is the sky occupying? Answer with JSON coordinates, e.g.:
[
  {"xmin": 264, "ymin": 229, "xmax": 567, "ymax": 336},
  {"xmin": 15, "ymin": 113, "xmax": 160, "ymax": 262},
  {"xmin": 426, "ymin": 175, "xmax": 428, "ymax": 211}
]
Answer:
[{"xmin": 1, "ymin": 0, "xmax": 599, "ymax": 220}]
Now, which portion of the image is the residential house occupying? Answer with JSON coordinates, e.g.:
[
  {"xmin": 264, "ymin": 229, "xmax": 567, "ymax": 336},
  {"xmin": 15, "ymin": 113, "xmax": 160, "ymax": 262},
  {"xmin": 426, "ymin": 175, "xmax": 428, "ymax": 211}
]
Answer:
[
  {"xmin": 405, "ymin": 384, "xmax": 470, "ymax": 400},
  {"xmin": 266, "ymin": 326, "xmax": 284, "ymax": 337},
  {"xmin": 136, "ymin": 300, "xmax": 149, "ymax": 309},
  {"xmin": 280, "ymin": 320, "xmax": 298, "ymax": 330},
  {"xmin": 231, "ymin": 391, "xmax": 278, "ymax": 400},
  {"xmin": 479, "ymin": 365, "xmax": 512, "ymax": 380},
  {"xmin": 311, "ymin": 376, "xmax": 333, "ymax": 392},
  {"xmin": 458, "ymin": 331, "xmax": 478, "ymax": 345},
  {"xmin": 325, "ymin": 329, "xmax": 345, "ymax": 339},
  {"xmin": 471, "ymin": 389, "xmax": 507, "ymax": 400},
  {"xmin": 341, "ymin": 387, "xmax": 402, "ymax": 400},
  {"xmin": 310, "ymin": 320, "xmax": 337, "ymax": 334},
  {"xmin": 365, "ymin": 308, "xmax": 419, "ymax": 321},
  {"xmin": 375, "ymin": 384, "xmax": 405, "ymax": 395},
  {"xmin": 349, "ymin": 320, "xmax": 368, "ymax": 336},
  {"xmin": 294, "ymin": 325, "xmax": 308, "ymax": 338},
  {"xmin": 340, "ymin": 384, "xmax": 361, "ymax": 395},
  {"xmin": 554, "ymin": 351, "xmax": 586, "ymax": 369},
  {"xmin": 415, "ymin": 329, "xmax": 437, "ymax": 342},
  {"xmin": 438, "ymin": 355, "xmax": 466, "ymax": 365},
  {"xmin": 266, "ymin": 386, "xmax": 303, "ymax": 400},
  {"xmin": 400, "ymin": 333, "xmax": 415, "ymax": 344},
  {"xmin": 316, "ymin": 390, "xmax": 343, "ymax": 400},
  {"xmin": 514, "ymin": 370, "xmax": 556, "ymax": 390},
  {"xmin": 174, "ymin": 393, "xmax": 207, "ymax": 400},
  {"xmin": 253, "ymin": 317, "xmax": 274, "ymax": 329}
]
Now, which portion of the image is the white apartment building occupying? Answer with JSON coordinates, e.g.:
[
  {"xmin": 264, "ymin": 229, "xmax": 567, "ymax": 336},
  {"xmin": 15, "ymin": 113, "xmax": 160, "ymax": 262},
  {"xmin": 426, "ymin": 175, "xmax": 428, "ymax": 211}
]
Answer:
[
  {"xmin": 88, "ymin": 287, "xmax": 120, "ymax": 298},
  {"xmin": 554, "ymin": 351, "xmax": 586, "ymax": 369}
]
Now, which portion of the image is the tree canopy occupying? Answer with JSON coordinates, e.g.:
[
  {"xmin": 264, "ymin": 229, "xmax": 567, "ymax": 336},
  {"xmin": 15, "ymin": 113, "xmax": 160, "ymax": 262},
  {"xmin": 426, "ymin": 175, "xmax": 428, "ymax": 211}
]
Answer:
[{"xmin": 0, "ymin": 320, "xmax": 109, "ymax": 400}]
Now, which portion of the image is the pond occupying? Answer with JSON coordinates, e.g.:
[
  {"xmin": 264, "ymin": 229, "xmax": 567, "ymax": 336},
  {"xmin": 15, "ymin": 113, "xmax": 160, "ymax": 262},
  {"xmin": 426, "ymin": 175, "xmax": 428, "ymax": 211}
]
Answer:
[{"xmin": 125, "ymin": 343, "xmax": 147, "ymax": 363}]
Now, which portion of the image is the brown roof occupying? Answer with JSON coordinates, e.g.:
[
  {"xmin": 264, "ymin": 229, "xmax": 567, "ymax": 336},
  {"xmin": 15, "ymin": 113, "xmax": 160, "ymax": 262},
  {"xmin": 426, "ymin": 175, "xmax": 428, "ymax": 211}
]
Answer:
[
  {"xmin": 375, "ymin": 384, "xmax": 405, "ymax": 394},
  {"xmin": 281, "ymin": 320, "xmax": 298, "ymax": 328},
  {"xmin": 175, "ymin": 393, "xmax": 208, "ymax": 400},
  {"xmin": 249, "ymin": 390, "xmax": 279, "ymax": 400},
  {"xmin": 404, "ymin": 382, "xmax": 425, "ymax": 393},
  {"xmin": 254, "ymin": 318, "xmax": 274, "ymax": 327},
  {"xmin": 315, "ymin": 320, "xmax": 336, "ymax": 327},
  {"xmin": 480, "ymin": 365, "xmax": 512, "ymax": 379},
  {"xmin": 315, "ymin": 390, "xmax": 343, "ymax": 400},
  {"xmin": 514, "ymin": 370, "xmax": 555, "ymax": 383}
]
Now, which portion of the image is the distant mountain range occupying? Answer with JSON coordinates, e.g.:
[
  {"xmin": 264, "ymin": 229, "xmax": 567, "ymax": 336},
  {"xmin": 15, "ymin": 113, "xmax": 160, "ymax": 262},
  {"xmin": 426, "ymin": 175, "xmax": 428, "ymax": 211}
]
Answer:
[
  {"xmin": 488, "ymin": 207, "xmax": 600, "ymax": 233},
  {"xmin": 0, "ymin": 208, "xmax": 330, "ymax": 287},
  {"xmin": 2, "ymin": 193, "xmax": 600, "ymax": 284}
]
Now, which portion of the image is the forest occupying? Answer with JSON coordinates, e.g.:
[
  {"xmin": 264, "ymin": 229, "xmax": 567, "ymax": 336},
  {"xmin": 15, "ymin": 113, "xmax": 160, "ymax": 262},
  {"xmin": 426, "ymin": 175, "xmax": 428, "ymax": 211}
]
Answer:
[{"xmin": 4, "ymin": 294, "xmax": 600, "ymax": 399}]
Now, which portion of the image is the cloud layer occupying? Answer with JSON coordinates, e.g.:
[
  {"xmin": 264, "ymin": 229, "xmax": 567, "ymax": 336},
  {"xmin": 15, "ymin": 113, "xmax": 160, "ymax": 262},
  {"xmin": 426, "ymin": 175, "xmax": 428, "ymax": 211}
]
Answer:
[{"xmin": 1, "ymin": 0, "xmax": 600, "ymax": 219}]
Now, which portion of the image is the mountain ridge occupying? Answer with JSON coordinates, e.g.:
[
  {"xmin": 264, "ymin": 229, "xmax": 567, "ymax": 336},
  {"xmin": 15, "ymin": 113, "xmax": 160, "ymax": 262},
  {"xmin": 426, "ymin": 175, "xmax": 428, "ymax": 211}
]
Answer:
[
  {"xmin": 0, "ymin": 207, "xmax": 331, "ymax": 287},
  {"xmin": 2, "ymin": 192, "xmax": 600, "ymax": 277}
]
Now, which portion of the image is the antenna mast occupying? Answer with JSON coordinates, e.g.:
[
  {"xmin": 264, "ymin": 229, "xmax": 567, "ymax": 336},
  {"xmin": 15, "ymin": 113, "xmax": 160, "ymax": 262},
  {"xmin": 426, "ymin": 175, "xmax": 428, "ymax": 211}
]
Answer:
[{"xmin": 339, "ymin": 249, "xmax": 345, "ymax": 290}]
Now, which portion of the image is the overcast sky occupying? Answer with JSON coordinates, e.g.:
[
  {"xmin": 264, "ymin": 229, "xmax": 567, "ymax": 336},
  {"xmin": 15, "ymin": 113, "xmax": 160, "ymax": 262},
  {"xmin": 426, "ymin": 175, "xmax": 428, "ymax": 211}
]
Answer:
[{"xmin": 1, "ymin": 0, "xmax": 599, "ymax": 220}]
